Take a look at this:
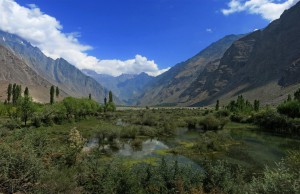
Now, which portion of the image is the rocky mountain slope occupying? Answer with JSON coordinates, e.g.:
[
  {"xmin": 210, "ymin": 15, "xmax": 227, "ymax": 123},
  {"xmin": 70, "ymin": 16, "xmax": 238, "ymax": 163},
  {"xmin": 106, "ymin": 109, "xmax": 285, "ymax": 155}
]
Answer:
[
  {"xmin": 138, "ymin": 34, "xmax": 244, "ymax": 106},
  {"xmin": 83, "ymin": 70, "xmax": 154, "ymax": 104},
  {"xmin": 139, "ymin": 1, "xmax": 300, "ymax": 107},
  {"xmin": 186, "ymin": 1, "xmax": 300, "ymax": 106},
  {"xmin": 0, "ymin": 45, "xmax": 67, "ymax": 102},
  {"xmin": 0, "ymin": 30, "xmax": 121, "ymax": 104}
]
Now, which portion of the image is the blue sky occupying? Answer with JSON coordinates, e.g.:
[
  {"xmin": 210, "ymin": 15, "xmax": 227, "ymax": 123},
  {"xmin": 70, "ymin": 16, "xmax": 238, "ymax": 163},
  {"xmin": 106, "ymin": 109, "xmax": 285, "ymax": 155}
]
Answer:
[{"xmin": 0, "ymin": 0, "xmax": 298, "ymax": 76}]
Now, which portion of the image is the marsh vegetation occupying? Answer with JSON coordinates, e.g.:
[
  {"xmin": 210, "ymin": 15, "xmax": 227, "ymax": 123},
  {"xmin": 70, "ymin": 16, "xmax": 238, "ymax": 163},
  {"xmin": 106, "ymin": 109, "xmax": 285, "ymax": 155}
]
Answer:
[{"xmin": 0, "ymin": 86, "xmax": 300, "ymax": 193}]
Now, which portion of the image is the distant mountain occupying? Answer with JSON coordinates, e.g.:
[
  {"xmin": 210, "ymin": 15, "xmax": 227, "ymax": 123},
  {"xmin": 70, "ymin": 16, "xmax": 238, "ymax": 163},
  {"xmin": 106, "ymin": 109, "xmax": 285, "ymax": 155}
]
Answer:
[
  {"xmin": 185, "ymin": 1, "xmax": 300, "ymax": 106},
  {"xmin": 0, "ymin": 45, "xmax": 67, "ymax": 102},
  {"xmin": 138, "ymin": 34, "xmax": 244, "ymax": 106},
  {"xmin": 0, "ymin": 30, "xmax": 121, "ymax": 104},
  {"xmin": 140, "ymin": 1, "xmax": 300, "ymax": 107},
  {"xmin": 83, "ymin": 69, "xmax": 154, "ymax": 104}
]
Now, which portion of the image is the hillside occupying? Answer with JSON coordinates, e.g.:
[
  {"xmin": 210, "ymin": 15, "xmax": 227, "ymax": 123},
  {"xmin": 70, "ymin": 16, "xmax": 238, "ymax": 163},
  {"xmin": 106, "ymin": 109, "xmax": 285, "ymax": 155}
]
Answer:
[
  {"xmin": 0, "ymin": 45, "xmax": 67, "ymax": 102},
  {"xmin": 0, "ymin": 30, "xmax": 121, "ymax": 104},
  {"xmin": 185, "ymin": 1, "xmax": 300, "ymax": 106},
  {"xmin": 139, "ymin": 1, "xmax": 300, "ymax": 107},
  {"xmin": 138, "ymin": 34, "xmax": 244, "ymax": 106}
]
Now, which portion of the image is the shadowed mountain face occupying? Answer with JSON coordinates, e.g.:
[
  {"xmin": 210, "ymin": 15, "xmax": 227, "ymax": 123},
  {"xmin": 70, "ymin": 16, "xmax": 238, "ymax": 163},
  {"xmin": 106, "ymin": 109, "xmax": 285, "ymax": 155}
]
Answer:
[
  {"xmin": 187, "ymin": 1, "xmax": 300, "ymax": 106},
  {"xmin": 82, "ymin": 69, "xmax": 154, "ymax": 104},
  {"xmin": 0, "ymin": 45, "xmax": 67, "ymax": 102},
  {"xmin": 139, "ymin": 2, "xmax": 300, "ymax": 107},
  {"xmin": 0, "ymin": 30, "xmax": 121, "ymax": 104},
  {"xmin": 138, "ymin": 34, "xmax": 244, "ymax": 106}
]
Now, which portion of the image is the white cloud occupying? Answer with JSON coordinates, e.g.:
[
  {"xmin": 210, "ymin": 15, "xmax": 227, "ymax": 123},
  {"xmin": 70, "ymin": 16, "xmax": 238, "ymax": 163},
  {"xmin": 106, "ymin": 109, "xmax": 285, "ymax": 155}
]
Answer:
[
  {"xmin": 0, "ymin": 0, "xmax": 168, "ymax": 76},
  {"xmin": 222, "ymin": 0, "xmax": 300, "ymax": 21},
  {"xmin": 206, "ymin": 28, "xmax": 213, "ymax": 33}
]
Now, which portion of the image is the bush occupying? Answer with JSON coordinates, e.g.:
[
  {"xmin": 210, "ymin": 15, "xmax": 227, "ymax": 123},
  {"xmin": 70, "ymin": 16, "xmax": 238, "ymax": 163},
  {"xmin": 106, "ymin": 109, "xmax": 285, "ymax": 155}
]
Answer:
[
  {"xmin": 199, "ymin": 116, "xmax": 225, "ymax": 130},
  {"xmin": 215, "ymin": 109, "xmax": 231, "ymax": 118},
  {"xmin": 248, "ymin": 152, "xmax": 300, "ymax": 194},
  {"xmin": 185, "ymin": 117, "xmax": 199, "ymax": 129},
  {"xmin": 277, "ymin": 100, "xmax": 300, "ymax": 118},
  {"xmin": 0, "ymin": 144, "xmax": 42, "ymax": 193},
  {"xmin": 253, "ymin": 110, "xmax": 295, "ymax": 134},
  {"xmin": 5, "ymin": 119, "xmax": 21, "ymax": 130}
]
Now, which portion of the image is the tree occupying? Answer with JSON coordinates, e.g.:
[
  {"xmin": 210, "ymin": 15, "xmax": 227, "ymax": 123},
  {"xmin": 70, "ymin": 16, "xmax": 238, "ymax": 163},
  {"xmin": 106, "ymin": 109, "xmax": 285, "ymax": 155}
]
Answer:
[
  {"xmin": 7, "ymin": 83, "xmax": 12, "ymax": 103},
  {"xmin": 109, "ymin": 91, "xmax": 113, "ymax": 103},
  {"xmin": 104, "ymin": 97, "xmax": 107, "ymax": 105},
  {"xmin": 89, "ymin": 93, "xmax": 92, "ymax": 100},
  {"xmin": 24, "ymin": 87, "xmax": 29, "ymax": 97},
  {"xmin": 254, "ymin": 100, "xmax": 260, "ymax": 112},
  {"xmin": 17, "ymin": 96, "xmax": 36, "ymax": 126},
  {"xmin": 295, "ymin": 88, "xmax": 300, "ymax": 101},
  {"xmin": 215, "ymin": 100, "xmax": 220, "ymax": 111},
  {"xmin": 56, "ymin": 86, "xmax": 60, "ymax": 98},
  {"xmin": 50, "ymin": 86, "xmax": 55, "ymax": 104},
  {"xmin": 287, "ymin": 94, "xmax": 292, "ymax": 102},
  {"xmin": 12, "ymin": 83, "xmax": 16, "ymax": 104}
]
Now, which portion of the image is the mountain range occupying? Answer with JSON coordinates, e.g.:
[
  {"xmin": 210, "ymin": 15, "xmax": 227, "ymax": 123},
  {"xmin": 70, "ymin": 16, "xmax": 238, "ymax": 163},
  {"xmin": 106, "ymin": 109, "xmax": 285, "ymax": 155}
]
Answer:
[
  {"xmin": 138, "ymin": 1, "xmax": 300, "ymax": 106},
  {"xmin": 82, "ymin": 69, "xmax": 154, "ymax": 105},
  {"xmin": 1, "ymin": 1, "xmax": 300, "ymax": 106},
  {"xmin": 0, "ymin": 30, "xmax": 121, "ymax": 104}
]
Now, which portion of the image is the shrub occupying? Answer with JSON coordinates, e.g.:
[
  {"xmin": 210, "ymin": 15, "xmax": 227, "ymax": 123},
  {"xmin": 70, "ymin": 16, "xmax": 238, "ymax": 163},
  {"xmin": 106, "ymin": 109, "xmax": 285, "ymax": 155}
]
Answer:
[
  {"xmin": 199, "ymin": 115, "xmax": 224, "ymax": 131},
  {"xmin": 253, "ymin": 110, "xmax": 294, "ymax": 134},
  {"xmin": 5, "ymin": 118, "xmax": 21, "ymax": 130},
  {"xmin": 0, "ymin": 144, "xmax": 42, "ymax": 193},
  {"xmin": 215, "ymin": 109, "xmax": 231, "ymax": 118},
  {"xmin": 248, "ymin": 152, "xmax": 300, "ymax": 194},
  {"xmin": 277, "ymin": 100, "xmax": 300, "ymax": 118}
]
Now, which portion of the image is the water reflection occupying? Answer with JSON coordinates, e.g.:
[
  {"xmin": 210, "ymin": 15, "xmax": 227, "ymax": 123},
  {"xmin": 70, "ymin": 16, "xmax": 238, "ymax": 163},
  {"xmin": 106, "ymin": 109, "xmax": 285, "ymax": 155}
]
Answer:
[{"xmin": 118, "ymin": 139, "xmax": 169, "ymax": 158}]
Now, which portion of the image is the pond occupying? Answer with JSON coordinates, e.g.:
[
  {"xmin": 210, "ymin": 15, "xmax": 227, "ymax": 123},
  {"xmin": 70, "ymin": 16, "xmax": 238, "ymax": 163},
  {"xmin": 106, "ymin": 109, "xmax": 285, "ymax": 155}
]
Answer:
[{"xmin": 83, "ymin": 126, "xmax": 300, "ymax": 169}]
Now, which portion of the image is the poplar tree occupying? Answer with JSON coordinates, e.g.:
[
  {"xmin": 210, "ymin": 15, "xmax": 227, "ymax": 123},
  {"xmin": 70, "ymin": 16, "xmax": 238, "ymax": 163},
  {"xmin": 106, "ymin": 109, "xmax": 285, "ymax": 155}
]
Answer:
[
  {"xmin": 109, "ymin": 91, "xmax": 113, "ymax": 103},
  {"xmin": 254, "ymin": 100, "xmax": 260, "ymax": 112},
  {"xmin": 56, "ymin": 86, "xmax": 60, "ymax": 98},
  {"xmin": 12, "ymin": 83, "xmax": 16, "ymax": 104},
  {"xmin": 7, "ymin": 83, "xmax": 12, "ymax": 103},
  {"xmin": 215, "ymin": 100, "xmax": 220, "ymax": 111},
  {"xmin": 50, "ymin": 86, "xmax": 55, "ymax": 104},
  {"xmin": 24, "ymin": 87, "xmax": 29, "ymax": 97}
]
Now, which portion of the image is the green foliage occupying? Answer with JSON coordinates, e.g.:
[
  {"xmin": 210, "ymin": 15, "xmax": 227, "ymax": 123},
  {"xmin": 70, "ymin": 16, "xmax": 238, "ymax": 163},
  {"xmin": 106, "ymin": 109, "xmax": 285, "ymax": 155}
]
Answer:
[
  {"xmin": 277, "ymin": 100, "xmax": 300, "ymax": 118},
  {"xmin": 24, "ymin": 87, "xmax": 29, "ymax": 97},
  {"xmin": 109, "ymin": 90, "xmax": 113, "ymax": 103},
  {"xmin": 17, "ymin": 96, "xmax": 36, "ymax": 126},
  {"xmin": 50, "ymin": 85, "xmax": 55, "ymax": 104},
  {"xmin": 7, "ymin": 83, "xmax": 12, "ymax": 103},
  {"xmin": 106, "ymin": 102, "xmax": 116, "ymax": 112},
  {"xmin": 215, "ymin": 100, "xmax": 220, "ymax": 111},
  {"xmin": 287, "ymin": 94, "xmax": 292, "ymax": 102},
  {"xmin": 226, "ymin": 95, "xmax": 254, "ymax": 113},
  {"xmin": 0, "ymin": 144, "xmax": 42, "ymax": 193},
  {"xmin": 199, "ymin": 115, "xmax": 229, "ymax": 131},
  {"xmin": 203, "ymin": 160, "xmax": 247, "ymax": 194},
  {"xmin": 192, "ymin": 131, "xmax": 233, "ymax": 153},
  {"xmin": 12, "ymin": 83, "xmax": 22, "ymax": 104},
  {"xmin": 253, "ymin": 109, "xmax": 296, "ymax": 135},
  {"xmin": 77, "ymin": 157, "xmax": 204, "ymax": 194},
  {"xmin": 254, "ymin": 99, "xmax": 260, "ymax": 112},
  {"xmin": 55, "ymin": 86, "xmax": 59, "ymax": 98},
  {"xmin": 294, "ymin": 88, "xmax": 300, "ymax": 101},
  {"xmin": 214, "ymin": 109, "xmax": 231, "ymax": 118},
  {"xmin": 248, "ymin": 151, "xmax": 300, "ymax": 194}
]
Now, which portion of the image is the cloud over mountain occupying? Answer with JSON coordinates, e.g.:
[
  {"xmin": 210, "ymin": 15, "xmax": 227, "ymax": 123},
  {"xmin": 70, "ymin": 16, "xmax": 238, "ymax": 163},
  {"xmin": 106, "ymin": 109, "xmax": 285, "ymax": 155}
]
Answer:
[
  {"xmin": 222, "ymin": 0, "xmax": 300, "ymax": 21},
  {"xmin": 0, "ymin": 0, "xmax": 168, "ymax": 76}
]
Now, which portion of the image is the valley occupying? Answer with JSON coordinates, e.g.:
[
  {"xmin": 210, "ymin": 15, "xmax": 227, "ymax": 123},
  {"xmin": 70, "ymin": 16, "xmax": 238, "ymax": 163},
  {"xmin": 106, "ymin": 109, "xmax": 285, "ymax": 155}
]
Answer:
[{"xmin": 0, "ymin": 0, "xmax": 300, "ymax": 193}]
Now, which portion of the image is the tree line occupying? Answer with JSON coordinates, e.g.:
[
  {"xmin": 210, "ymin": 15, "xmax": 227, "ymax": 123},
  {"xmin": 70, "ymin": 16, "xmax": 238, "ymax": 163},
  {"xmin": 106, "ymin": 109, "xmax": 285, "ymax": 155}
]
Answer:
[{"xmin": 2, "ymin": 83, "xmax": 116, "ymax": 127}]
